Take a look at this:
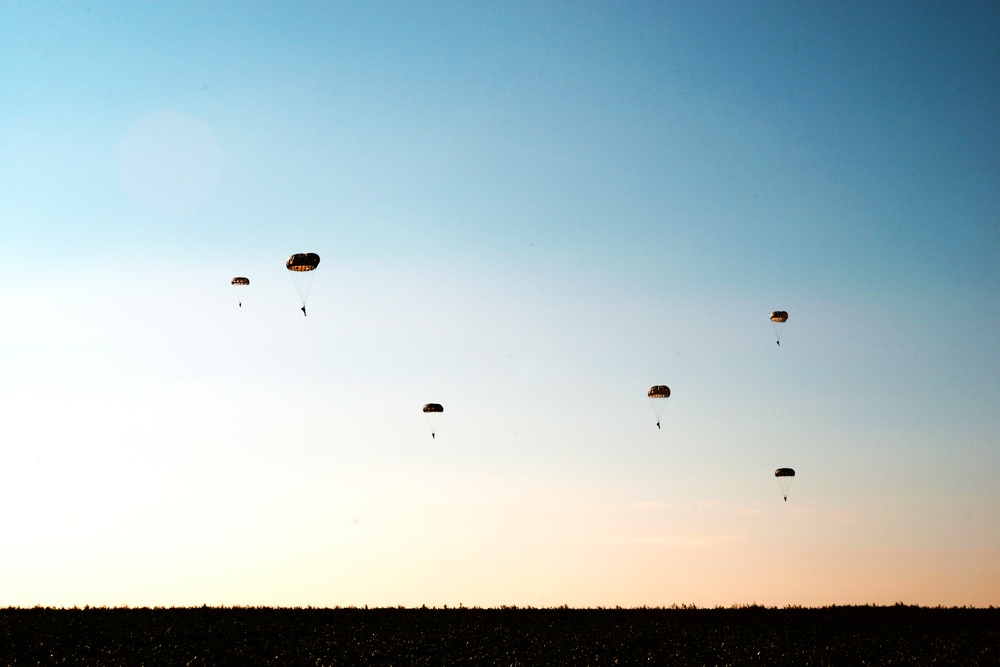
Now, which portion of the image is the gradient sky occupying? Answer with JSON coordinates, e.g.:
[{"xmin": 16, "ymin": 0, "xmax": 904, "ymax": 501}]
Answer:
[{"xmin": 2, "ymin": 1, "xmax": 998, "ymax": 608}]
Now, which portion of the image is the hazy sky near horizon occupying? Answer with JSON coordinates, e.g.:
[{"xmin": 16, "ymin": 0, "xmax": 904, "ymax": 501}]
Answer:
[{"xmin": 2, "ymin": 1, "xmax": 999, "ymax": 608}]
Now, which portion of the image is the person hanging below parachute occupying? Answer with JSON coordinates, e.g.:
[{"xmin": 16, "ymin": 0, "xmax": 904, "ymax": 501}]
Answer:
[
  {"xmin": 770, "ymin": 310, "xmax": 789, "ymax": 346},
  {"xmin": 231, "ymin": 276, "xmax": 250, "ymax": 308},
  {"xmin": 286, "ymin": 253, "xmax": 320, "ymax": 316},
  {"xmin": 774, "ymin": 468, "xmax": 795, "ymax": 501},
  {"xmin": 422, "ymin": 403, "xmax": 444, "ymax": 439},
  {"xmin": 647, "ymin": 385, "xmax": 670, "ymax": 429}
]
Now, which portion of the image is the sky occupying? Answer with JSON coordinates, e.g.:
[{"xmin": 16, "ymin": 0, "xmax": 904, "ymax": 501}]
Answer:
[{"xmin": 1, "ymin": 1, "xmax": 998, "ymax": 609}]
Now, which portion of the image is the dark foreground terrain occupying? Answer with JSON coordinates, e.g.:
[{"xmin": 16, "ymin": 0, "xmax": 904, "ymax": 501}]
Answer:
[{"xmin": 1, "ymin": 605, "xmax": 997, "ymax": 665}]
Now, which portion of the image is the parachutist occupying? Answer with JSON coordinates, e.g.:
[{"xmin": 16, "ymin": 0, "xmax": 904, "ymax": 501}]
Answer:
[
  {"xmin": 287, "ymin": 253, "xmax": 319, "ymax": 315},
  {"xmin": 648, "ymin": 385, "xmax": 670, "ymax": 431},
  {"xmin": 775, "ymin": 468, "xmax": 795, "ymax": 501},
  {"xmin": 423, "ymin": 403, "xmax": 444, "ymax": 439},
  {"xmin": 770, "ymin": 310, "xmax": 788, "ymax": 346},
  {"xmin": 301, "ymin": 306, "xmax": 307, "ymax": 316}
]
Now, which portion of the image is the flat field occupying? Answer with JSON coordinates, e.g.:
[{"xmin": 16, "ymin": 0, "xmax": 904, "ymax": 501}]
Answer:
[{"xmin": 1, "ymin": 605, "xmax": 996, "ymax": 665}]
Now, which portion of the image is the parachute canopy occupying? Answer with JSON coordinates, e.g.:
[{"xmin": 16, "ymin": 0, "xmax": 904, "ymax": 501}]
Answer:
[
  {"xmin": 422, "ymin": 403, "xmax": 444, "ymax": 413},
  {"xmin": 647, "ymin": 385, "xmax": 671, "ymax": 399},
  {"xmin": 774, "ymin": 468, "xmax": 795, "ymax": 477},
  {"xmin": 231, "ymin": 277, "xmax": 250, "ymax": 286},
  {"xmin": 287, "ymin": 253, "xmax": 320, "ymax": 272},
  {"xmin": 770, "ymin": 311, "xmax": 788, "ymax": 323}
]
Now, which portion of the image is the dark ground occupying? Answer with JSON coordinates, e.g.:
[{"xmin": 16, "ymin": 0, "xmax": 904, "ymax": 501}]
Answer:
[{"xmin": 0, "ymin": 605, "xmax": 997, "ymax": 665}]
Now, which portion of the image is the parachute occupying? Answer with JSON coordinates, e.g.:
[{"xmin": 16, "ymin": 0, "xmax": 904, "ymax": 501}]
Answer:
[
  {"xmin": 231, "ymin": 276, "xmax": 250, "ymax": 308},
  {"xmin": 286, "ymin": 253, "xmax": 320, "ymax": 315},
  {"xmin": 422, "ymin": 403, "xmax": 444, "ymax": 439},
  {"xmin": 647, "ymin": 385, "xmax": 670, "ymax": 429},
  {"xmin": 774, "ymin": 468, "xmax": 795, "ymax": 501},
  {"xmin": 770, "ymin": 310, "xmax": 789, "ymax": 346}
]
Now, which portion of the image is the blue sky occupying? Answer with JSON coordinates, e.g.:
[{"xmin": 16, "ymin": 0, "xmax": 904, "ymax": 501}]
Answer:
[{"xmin": 1, "ymin": 1, "xmax": 998, "ymax": 607}]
